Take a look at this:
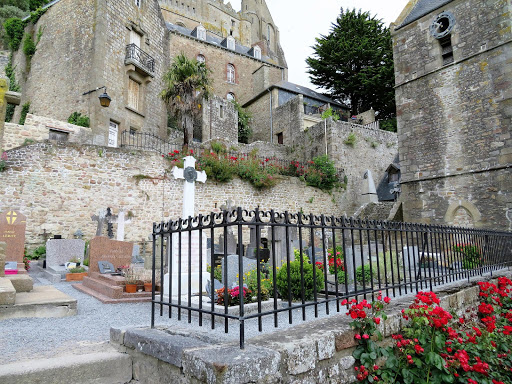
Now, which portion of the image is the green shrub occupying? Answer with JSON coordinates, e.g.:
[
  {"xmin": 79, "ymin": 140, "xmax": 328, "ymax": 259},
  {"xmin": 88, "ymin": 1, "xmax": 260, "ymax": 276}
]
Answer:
[
  {"xmin": 453, "ymin": 243, "xmax": 482, "ymax": 269},
  {"xmin": 344, "ymin": 132, "xmax": 357, "ymax": 147},
  {"xmin": 373, "ymin": 251, "xmax": 403, "ymax": 283},
  {"xmin": 355, "ymin": 264, "xmax": 374, "ymax": 284},
  {"xmin": 304, "ymin": 155, "xmax": 339, "ymax": 191},
  {"xmin": 27, "ymin": 245, "xmax": 45, "ymax": 260},
  {"xmin": 199, "ymin": 151, "xmax": 236, "ymax": 182},
  {"xmin": 321, "ymin": 106, "xmax": 340, "ymax": 121},
  {"xmin": 210, "ymin": 140, "xmax": 226, "ymax": 154},
  {"xmin": 5, "ymin": 56, "xmax": 19, "ymax": 92},
  {"xmin": 244, "ymin": 264, "xmax": 274, "ymax": 301},
  {"xmin": 18, "ymin": 101, "xmax": 29, "ymax": 124},
  {"xmin": 5, "ymin": 104, "xmax": 14, "ymax": 122},
  {"xmin": 206, "ymin": 264, "xmax": 222, "ymax": 282},
  {"xmin": 29, "ymin": 0, "xmax": 46, "ymax": 11},
  {"xmin": 3, "ymin": 17, "xmax": 24, "ymax": 50},
  {"xmin": 232, "ymin": 100, "xmax": 252, "ymax": 143},
  {"xmin": 69, "ymin": 266, "xmax": 86, "ymax": 273},
  {"xmin": 276, "ymin": 256, "xmax": 324, "ymax": 301},
  {"xmin": 22, "ymin": 32, "xmax": 35, "ymax": 56},
  {"xmin": 237, "ymin": 157, "xmax": 278, "ymax": 189},
  {"xmin": 67, "ymin": 112, "xmax": 90, "ymax": 127}
]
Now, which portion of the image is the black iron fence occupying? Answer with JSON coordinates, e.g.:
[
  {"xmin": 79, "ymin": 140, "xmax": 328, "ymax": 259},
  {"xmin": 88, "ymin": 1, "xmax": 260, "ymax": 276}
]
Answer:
[
  {"xmin": 125, "ymin": 43, "xmax": 155, "ymax": 74},
  {"xmin": 119, "ymin": 130, "xmax": 344, "ymax": 176},
  {"xmin": 150, "ymin": 208, "xmax": 512, "ymax": 348}
]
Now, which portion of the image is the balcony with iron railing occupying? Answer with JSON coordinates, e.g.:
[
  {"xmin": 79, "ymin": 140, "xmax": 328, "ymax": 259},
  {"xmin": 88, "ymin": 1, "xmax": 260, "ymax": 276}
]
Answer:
[{"xmin": 125, "ymin": 43, "xmax": 155, "ymax": 77}]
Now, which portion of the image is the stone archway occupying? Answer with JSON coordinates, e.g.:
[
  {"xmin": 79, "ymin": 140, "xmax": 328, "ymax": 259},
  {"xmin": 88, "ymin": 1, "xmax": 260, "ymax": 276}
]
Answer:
[{"xmin": 444, "ymin": 200, "xmax": 482, "ymax": 228}]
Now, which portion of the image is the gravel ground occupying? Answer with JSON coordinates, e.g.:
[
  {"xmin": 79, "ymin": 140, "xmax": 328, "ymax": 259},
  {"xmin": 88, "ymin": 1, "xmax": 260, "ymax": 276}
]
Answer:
[{"xmin": 0, "ymin": 265, "xmax": 351, "ymax": 364}]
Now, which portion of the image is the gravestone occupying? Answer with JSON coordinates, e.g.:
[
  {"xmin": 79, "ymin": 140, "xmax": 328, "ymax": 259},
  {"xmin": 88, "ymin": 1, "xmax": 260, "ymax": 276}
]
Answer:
[
  {"xmin": 0, "ymin": 242, "xmax": 5, "ymax": 277},
  {"xmin": 306, "ymin": 247, "xmax": 323, "ymax": 263},
  {"xmin": 164, "ymin": 156, "xmax": 208, "ymax": 296},
  {"xmin": 114, "ymin": 209, "xmax": 130, "ymax": 241},
  {"xmin": 0, "ymin": 210, "xmax": 26, "ymax": 268},
  {"xmin": 218, "ymin": 231, "xmax": 237, "ymax": 255},
  {"xmin": 269, "ymin": 225, "xmax": 299, "ymax": 268},
  {"xmin": 221, "ymin": 254, "xmax": 257, "ymax": 287},
  {"xmin": 132, "ymin": 244, "xmax": 143, "ymax": 264},
  {"xmin": 91, "ymin": 209, "xmax": 107, "ymax": 236},
  {"xmin": 98, "ymin": 261, "xmax": 116, "ymax": 274},
  {"xmin": 46, "ymin": 239, "xmax": 85, "ymax": 267},
  {"xmin": 205, "ymin": 279, "xmax": 224, "ymax": 301},
  {"xmin": 88, "ymin": 236, "xmax": 133, "ymax": 274}
]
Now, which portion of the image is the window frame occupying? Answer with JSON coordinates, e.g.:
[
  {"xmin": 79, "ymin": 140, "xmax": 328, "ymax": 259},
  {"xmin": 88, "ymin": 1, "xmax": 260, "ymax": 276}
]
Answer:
[
  {"xmin": 227, "ymin": 92, "xmax": 235, "ymax": 101},
  {"xmin": 253, "ymin": 46, "xmax": 261, "ymax": 60},
  {"xmin": 227, "ymin": 63, "xmax": 236, "ymax": 84},
  {"xmin": 226, "ymin": 36, "xmax": 235, "ymax": 50}
]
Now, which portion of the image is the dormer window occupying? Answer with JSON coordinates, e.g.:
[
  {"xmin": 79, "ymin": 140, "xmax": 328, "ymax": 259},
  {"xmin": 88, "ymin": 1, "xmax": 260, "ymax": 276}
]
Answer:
[
  {"xmin": 227, "ymin": 36, "xmax": 235, "ymax": 50},
  {"xmin": 135, "ymin": 0, "xmax": 141, "ymax": 7},
  {"xmin": 197, "ymin": 25, "xmax": 206, "ymax": 41},
  {"xmin": 253, "ymin": 46, "xmax": 261, "ymax": 60}
]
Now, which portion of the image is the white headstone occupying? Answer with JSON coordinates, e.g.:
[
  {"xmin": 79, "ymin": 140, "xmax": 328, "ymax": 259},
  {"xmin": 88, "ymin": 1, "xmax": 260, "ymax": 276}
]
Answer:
[
  {"xmin": 362, "ymin": 170, "xmax": 378, "ymax": 203},
  {"xmin": 115, "ymin": 210, "xmax": 131, "ymax": 241},
  {"xmin": 164, "ymin": 156, "xmax": 208, "ymax": 297}
]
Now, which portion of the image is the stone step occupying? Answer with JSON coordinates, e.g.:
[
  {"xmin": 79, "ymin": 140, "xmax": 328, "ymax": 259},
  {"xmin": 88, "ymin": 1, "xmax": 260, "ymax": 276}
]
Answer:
[
  {"xmin": 82, "ymin": 276, "xmax": 125, "ymax": 299},
  {"xmin": 0, "ymin": 351, "xmax": 132, "ymax": 384},
  {"xmin": 6, "ymin": 274, "xmax": 33, "ymax": 292},
  {"xmin": 0, "ymin": 285, "xmax": 77, "ymax": 320},
  {"xmin": 73, "ymin": 283, "xmax": 152, "ymax": 304},
  {"xmin": 0, "ymin": 278, "xmax": 16, "ymax": 305},
  {"xmin": 91, "ymin": 271, "xmax": 127, "ymax": 286}
]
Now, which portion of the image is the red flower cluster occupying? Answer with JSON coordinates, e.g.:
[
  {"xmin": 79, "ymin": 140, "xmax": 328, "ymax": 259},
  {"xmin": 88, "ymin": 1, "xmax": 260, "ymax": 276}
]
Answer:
[
  {"xmin": 345, "ymin": 299, "xmax": 372, "ymax": 319},
  {"xmin": 354, "ymin": 365, "xmax": 370, "ymax": 381},
  {"xmin": 479, "ymin": 302, "xmax": 495, "ymax": 315},
  {"xmin": 415, "ymin": 291, "xmax": 440, "ymax": 305}
]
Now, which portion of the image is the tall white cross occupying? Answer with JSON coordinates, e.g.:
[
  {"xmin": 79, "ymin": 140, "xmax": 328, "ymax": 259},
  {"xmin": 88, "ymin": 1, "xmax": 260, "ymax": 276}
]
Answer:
[
  {"xmin": 115, "ymin": 210, "xmax": 131, "ymax": 241},
  {"xmin": 172, "ymin": 156, "xmax": 207, "ymax": 219}
]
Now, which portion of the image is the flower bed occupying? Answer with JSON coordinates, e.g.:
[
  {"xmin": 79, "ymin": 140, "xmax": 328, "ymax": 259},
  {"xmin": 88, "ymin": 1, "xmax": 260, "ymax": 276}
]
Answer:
[{"xmin": 347, "ymin": 277, "xmax": 512, "ymax": 383}]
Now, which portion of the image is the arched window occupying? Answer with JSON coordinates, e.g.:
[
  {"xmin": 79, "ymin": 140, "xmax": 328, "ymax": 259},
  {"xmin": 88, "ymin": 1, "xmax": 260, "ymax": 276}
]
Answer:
[
  {"xmin": 253, "ymin": 46, "xmax": 261, "ymax": 60},
  {"xmin": 227, "ymin": 92, "xmax": 235, "ymax": 101},
  {"xmin": 227, "ymin": 36, "xmax": 235, "ymax": 50},
  {"xmin": 267, "ymin": 25, "xmax": 271, "ymax": 44},
  {"xmin": 197, "ymin": 54, "xmax": 205, "ymax": 64},
  {"xmin": 227, "ymin": 64, "xmax": 235, "ymax": 84},
  {"xmin": 197, "ymin": 25, "xmax": 206, "ymax": 41}
]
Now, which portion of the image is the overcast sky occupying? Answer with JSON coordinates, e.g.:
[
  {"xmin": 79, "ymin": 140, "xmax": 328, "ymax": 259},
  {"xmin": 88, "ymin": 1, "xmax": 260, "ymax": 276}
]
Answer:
[{"xmin": 252, "ymin": 0, "xmax": 411, "ymax": 91}]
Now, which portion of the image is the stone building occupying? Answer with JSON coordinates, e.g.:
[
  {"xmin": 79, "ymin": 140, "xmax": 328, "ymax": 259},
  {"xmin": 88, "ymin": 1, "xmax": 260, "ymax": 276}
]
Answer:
[
  {"xmin": 391, "ymin": 0, "xmax": 512, "ymax": 230},
  {"xmin": 9, "ymin": 0, "xmax": 287, "ymax": 146}
]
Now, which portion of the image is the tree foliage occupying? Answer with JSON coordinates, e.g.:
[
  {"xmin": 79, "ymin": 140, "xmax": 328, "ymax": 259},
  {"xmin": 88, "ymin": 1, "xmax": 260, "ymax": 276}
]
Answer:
[
  {"xmin": 232, "ymin": 99, "xmax": 252, "ymax": 144},
  {"xmin": 161, "ymin": 53, "xmax": 212, "ymax": 146},
  {"xmin": 306, "ymin": 8, "xmax": 396, "ymax": 122}
]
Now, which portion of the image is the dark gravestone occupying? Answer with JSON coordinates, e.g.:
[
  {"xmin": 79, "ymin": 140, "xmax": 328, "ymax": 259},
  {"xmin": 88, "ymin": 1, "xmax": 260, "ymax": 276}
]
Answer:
[
  {"xmin": 205, "ymin": 279, "xmax": 224, "ymax": 301},
  {"xmin": 98, "ymin": 261, "xmax": 116, "ymax": 274}
]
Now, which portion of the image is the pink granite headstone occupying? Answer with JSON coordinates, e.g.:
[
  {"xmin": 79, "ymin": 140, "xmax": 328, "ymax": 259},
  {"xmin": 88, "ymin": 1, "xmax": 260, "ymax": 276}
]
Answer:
[{"xmin": 0, "ymin": 211, "xmax": 26, "ymax": 267}]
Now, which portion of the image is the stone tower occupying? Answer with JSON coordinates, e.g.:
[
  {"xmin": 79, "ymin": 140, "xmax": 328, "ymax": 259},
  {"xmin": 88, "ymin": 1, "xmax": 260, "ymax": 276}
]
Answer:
[{"xmin": 391, "ymin": 0, "xmax": 512, "ymax": 230}]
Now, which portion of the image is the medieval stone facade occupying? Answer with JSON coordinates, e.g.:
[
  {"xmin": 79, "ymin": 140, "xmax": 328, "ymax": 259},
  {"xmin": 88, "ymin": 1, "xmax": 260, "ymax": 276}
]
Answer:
[
  {"xmin": 392, "ymin": 0, "xmax": 512, "ymax": 230},
  {"xmin": 9, "ymin": 0, "xmax": 287, "ymax": 146}
]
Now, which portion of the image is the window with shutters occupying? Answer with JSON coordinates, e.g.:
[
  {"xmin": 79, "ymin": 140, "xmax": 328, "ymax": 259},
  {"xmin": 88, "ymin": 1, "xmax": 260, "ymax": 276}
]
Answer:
[{"xmin": 128, "ymin": 78, "xmax": 140, "ymax": 111}]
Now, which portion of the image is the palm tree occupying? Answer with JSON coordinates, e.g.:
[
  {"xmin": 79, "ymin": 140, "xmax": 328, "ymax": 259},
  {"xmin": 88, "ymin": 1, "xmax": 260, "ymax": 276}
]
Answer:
[{"xmin": 161, "ymin": 54, "xmax": 212, "ymax": 146}]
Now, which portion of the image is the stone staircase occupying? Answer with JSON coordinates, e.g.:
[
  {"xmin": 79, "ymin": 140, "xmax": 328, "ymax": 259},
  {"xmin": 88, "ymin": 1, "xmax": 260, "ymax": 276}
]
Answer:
[{"xmin": 73, "ymin": 272, "xmax": 152, "ymax": 304}]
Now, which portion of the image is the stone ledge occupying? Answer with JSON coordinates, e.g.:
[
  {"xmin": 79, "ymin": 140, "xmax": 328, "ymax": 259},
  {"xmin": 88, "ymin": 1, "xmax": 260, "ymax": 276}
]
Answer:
[
  {"xmin": 0, "ymin": 278, "xmax": 16, "ymax": 305},
  {"xmin": 6, "ymin": 274, "xmax": 33, "ymax": 292}
]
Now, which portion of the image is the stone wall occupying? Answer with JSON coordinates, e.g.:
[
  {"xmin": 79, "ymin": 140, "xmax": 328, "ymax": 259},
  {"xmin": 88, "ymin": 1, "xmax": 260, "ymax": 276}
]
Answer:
[
  {"xmin": 0, "ymin": 142, "xmax": 345, "ymax": 248},
  {"xmin": 244, "ymin": 87, "xmax": 278, "ymax": 143},
  {"xmin": 1, "ymin": 114, "xmax": 92, "ymax": 150},
  {"xmin": 290, "ymin": 120, "xmax": 399, "ymax": 213},
  {"xmin": 168, "ymin": 31, "xmax": 284, "ymax": 105},
  {"xmin": 12, "ymin": 0, "xmax": 168, "ymax": 145},
  {"xmin": 272, "ymin": 94, "xmax": 304, "ymax": 146},
  {"xmin": 392, "ymin": 0, "xmax": 512, "ymax": 230},
  {"xmin": 201, "ymin": 95, "xmax": 238, "ymax": 143},
  {"xmin": 110, "ymin": 272, "xmax": 512, "ymax": 383}
]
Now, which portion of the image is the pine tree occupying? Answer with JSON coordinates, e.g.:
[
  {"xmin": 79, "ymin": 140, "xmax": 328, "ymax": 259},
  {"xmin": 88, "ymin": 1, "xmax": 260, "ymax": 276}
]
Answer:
[{"xmin": 306, "ymin": 8, "xmax": 396, "ymax": 126}]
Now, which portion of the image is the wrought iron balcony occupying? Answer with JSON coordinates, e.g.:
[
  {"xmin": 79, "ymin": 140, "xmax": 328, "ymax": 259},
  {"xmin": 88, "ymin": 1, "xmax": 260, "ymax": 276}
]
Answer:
[{"xmin": 125, "ymin": 43, "xmax": 155, "ymax": 77}]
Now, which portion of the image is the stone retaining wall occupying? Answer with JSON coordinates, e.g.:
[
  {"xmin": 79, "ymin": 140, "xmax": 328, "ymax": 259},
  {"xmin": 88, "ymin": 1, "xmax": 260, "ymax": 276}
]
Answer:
[{"xmin": 110, "ymin": 271, "xmax": 511, "ymax": 383}]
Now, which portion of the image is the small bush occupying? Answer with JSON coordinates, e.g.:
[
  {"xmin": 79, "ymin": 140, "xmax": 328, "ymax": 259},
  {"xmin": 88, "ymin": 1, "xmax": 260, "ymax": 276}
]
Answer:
[
  {"xmin": 232, "ymin": 100, "xmax": 252, "ymax": 144},
  {"xmin": 22, "ymin": 32, "xmax": 35, "ymax": 57},
  {"xmin": 210, "ymin": 140, "xmax": 226, "ymax": 154},
  {"xmin": 29, "ymin": 0, "xmax": 46, "ymax": 11},
  {"xmin": 344, "ymin": 132, "xmax": 357, "ymax": 147},
  {"xmin": 304, "ymin": 155, "xmax": 339, "ymax": 191},
  {"xmin": 199, "ymin": 151, "xmax": 236, "ymax": 182},
  {"xmin": 276, "ymin": 255, "xmax": 324, "ymax": 301},
  {"xmin": 355, "ymin": 264, "xmax": 374, "ymax": 284},
  {"xmin": 206, "ymin": 264, "xmax": 222, "ymax": 282},
  {"xmin": 67, "ymin": 112, "xmax": 90, "ymax": 127},
  {"xmin": 69, "ymin": 267, "xmax": 86, "ymax": 273},
  {"xmin": 453, "ymin": 243, "xmax": 482, "ymax": 269},
  {"xmin": 18, "ymin": 101, "xmax": 29, "ymax": 125},
  {"xmin": 373, "ymin": 251, "xmax": 403, "ymax": 283},
  {"xmin": 3, "ymin": 17, "xmax": 24, "ymax": 50},
  {"xmin": 83, "ymin": 258, "xmax": 89, "ymax": 267}
]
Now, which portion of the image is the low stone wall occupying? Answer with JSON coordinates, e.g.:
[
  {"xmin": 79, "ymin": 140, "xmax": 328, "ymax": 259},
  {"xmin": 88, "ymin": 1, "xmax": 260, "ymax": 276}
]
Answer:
[
  {"xmin": 2, "ymin": 113, "xmax": 93, "ymax": 150},
  {"xmin": 0, "ymin": 141, "xmax": 345, "ymax": 249},
  {"xmin": 110, "ymin": 271, "xmax": 511, "ymax": 383}
]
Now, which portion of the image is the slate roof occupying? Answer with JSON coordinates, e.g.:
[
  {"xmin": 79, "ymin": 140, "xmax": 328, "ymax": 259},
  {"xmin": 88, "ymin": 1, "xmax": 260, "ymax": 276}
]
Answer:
[
  {"xmin": 244, "ymin": 81, "xmax": 348, "ymax": 109},
  {"xmin": 397, "ymin": 0, "xmax": 453, "ymax": 29},
  {"xmin": 166, "ymin": 22, "xmax": 282, "ymax": 68}
]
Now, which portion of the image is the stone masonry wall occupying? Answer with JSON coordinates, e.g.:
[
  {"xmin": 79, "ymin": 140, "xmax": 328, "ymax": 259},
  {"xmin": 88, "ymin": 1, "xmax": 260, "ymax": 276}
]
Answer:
[
  {"xmin": 12, "ymin": 0, "xmax": 168, "ymax": 145},
  {"xmin": 272, "ymin": 94, "xmax": 304, "ymax": 146},
  {"xmin": 0, "ymin": 142, "xmax": 345, "ymax": 248},
  {"xmin": 201, "ymin": 94, "xmax": 238, "ymax": 143},
  {"xmin": 245, "ymin": 88, "xmax": 278, "ymax": 143},
  {"xmin": 392, "ymin": 0, "xmax": 512, "ymax": 230},
  {"xmin": 168, "ymin": 32, "xmax": 284, "ymax": 105},
  {"xmin": 290, "ymin": 119, "xmax": 399, "ymax": 214},
  {"xmin": 2, "ymin": 114, "xmax": 93, "ymax": 150}
]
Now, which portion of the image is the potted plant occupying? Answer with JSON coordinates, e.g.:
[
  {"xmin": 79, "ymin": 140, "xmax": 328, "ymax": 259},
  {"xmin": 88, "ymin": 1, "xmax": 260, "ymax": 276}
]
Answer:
[
  {"xmin": 123, "ymin": 265, "xmax": 139, "ymax": 293},
  {"xmin": 66, "ymin": 266, "xmax": 88, "ymax": 281},
  {"xmin": 141, "ymin": 270, "xmax": 153, "ymax": 292}
]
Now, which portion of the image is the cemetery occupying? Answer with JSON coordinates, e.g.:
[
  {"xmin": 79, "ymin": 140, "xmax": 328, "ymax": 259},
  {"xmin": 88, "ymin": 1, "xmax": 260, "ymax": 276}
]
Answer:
[{"xmin": 0, "ymin": 0, "xmax": 511, "ymax": 382}]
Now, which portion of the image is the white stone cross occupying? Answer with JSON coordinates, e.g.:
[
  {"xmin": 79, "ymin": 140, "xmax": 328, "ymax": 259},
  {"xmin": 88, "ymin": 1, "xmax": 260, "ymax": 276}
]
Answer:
[
  {"xmin": 114, "ymin": 210, "xmax": 131, "ymax": 241},
  {"xmin": 172, "ymin": 156, "xmax": 207, "ymax": 219}
]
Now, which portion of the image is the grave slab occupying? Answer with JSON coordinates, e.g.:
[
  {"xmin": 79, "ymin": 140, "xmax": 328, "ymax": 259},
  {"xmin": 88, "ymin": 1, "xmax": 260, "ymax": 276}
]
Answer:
[
  {"xmin": 0, "ymin": 210, "xmax": 26, "ymax": 270},
  {"xmin": 46, "ymin": 239, "xmax": 85, "ymax": 268},
  {"xmin": 6, "ymin": 274, "xmax": 33, "ymax": 292},
  {"xmin": 221, "ymin": 254, "xmax": 257, "ymax": 287},
  {"xmin": 0, "ymin": 278, "xmax": 16, "ymax": 305},
  {"xmin": 88, "ymin": 237, "xmax": 133, "ymax": 274}
]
